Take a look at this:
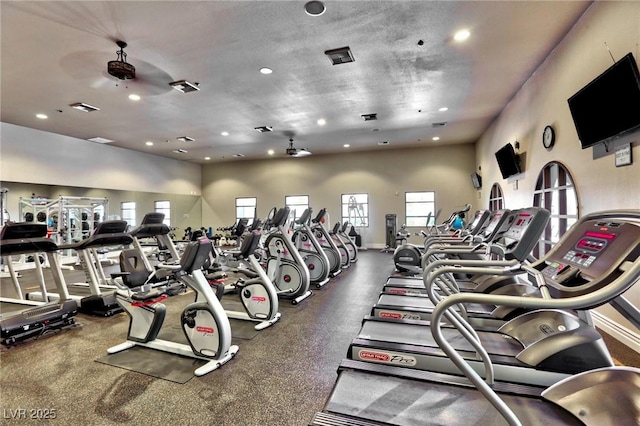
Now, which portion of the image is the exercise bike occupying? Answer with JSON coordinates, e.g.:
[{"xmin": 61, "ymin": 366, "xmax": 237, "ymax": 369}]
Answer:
[
  {"xmin": 210, "ymin": 230, "xmax": 281, "ymax": 330},
  {"xmin": 108, "ymin": 237, "xmax": 239, "ymax": 376}
]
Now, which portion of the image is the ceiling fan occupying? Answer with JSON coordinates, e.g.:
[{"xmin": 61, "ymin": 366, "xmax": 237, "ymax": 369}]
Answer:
[
  {"xmin": 285, "ymin": 138, "xmax": 312, "ymax": 157},
  {"xmin": 60, "ymin": 39, "xmax": 175, "ymax": 96}
]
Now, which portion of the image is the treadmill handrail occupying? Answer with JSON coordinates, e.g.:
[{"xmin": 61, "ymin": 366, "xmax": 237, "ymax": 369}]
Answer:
[{"xmin": 429, "ymin": 256, "xmax": 640, "ymax": 425}]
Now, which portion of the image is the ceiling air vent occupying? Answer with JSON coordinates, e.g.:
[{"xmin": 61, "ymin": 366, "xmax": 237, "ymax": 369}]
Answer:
[
  {"xmin": 70, "ymin": 102, "xmax": 100, "ymax": 112},
  {"xmin": 169, "ymin": 80, "xmax": 200, "ymax": 93},
  {"xmin": 324, "ymin": 46, "xmax": 355, "ymax": 65},
  {"xmin": 361, "ymin": 113, "xmax": 377, "ymax": 121},
  {"xmin": 432, "ymin": 122, "xmax": 448, "ymax": 128},
  {"xmin": 177, "ymin": 136, "xmax": 194, "ymax": 142},
  {"xmin": 87, "ymin": 137, "xmax": 114, "ymax": 144},
  {"xmin": 254, "ymin": 126, "xmax": 273, "ymax": 133}
]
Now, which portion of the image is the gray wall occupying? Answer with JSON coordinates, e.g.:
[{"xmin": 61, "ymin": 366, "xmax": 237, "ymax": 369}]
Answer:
[{"xmin": 201, "ymin": 143, "xmax": 478, "ymax": 247}]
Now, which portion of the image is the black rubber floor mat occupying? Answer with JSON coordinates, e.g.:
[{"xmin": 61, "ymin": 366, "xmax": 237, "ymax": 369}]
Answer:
[{"xmin": 95, "ymin": 346, "xmax": 205, "ymax": 383}]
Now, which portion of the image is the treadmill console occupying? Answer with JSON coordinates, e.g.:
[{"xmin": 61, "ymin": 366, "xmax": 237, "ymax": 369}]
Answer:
[
  {"xmin": 499, "ymin": 208, "xmax": 551, "ymax": 261},
  {"xmin": 539, "ymin": 219, "xmax": 640, "ymax": 297},
  {"xmin": 479, "ymin": 209, "xmax": 511, "ymax": 242}
]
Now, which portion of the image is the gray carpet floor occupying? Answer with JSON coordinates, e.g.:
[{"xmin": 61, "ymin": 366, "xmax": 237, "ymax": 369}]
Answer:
[{"xmin": 1, "ymin": 250, "xmax": 638, "ymax": 425}]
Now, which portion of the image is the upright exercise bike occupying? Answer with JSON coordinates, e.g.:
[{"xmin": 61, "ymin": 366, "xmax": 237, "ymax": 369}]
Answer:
[
  {"xmin": 212, "ymin": 230, "xmax": 281, "ymax": 330},
  {"xmin": 108, "ymin": 237, "xmax": 239, "ymax": 376}
]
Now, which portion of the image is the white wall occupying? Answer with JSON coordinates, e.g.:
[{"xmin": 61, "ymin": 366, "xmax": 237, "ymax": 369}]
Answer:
[
  {"xmin": 1, "ymin": 122, "xmax": 201, "ymax": 195},
  {"xmin": 475, "ymin": 2, "xmax": 640, "ymax": 338}
]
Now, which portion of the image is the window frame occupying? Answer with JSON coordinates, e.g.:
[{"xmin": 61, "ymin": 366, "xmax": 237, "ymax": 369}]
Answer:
[
  {"xmin": 532, "ymin": 161, "xmax": 579, "ymax": 258},
  {"xmin": 404, "ymin": 191, "xmax": 436, "ymax": 227},
  {"xmin": 341, "ymin": 193, "xmax": 369, "ymax": 227},
  {"xmin": 236, "ymin": 197, "xmax": 257, "ymax": 225}
]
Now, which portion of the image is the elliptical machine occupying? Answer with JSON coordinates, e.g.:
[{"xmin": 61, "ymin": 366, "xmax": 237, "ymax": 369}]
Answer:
[
  {"xmin": 108, "ymin": 237, "xmax": 239, "ymax": 376},
  {"xmin": 339, "ymin": 222, "xmax": 358, "ymax": 263},
  {"xmin": 311, "ymin": 208, "xmax": 342, "ymax": 277},
  {"xmin": 292, "ymin": 208, "xmax": 331, "ymax": 288},
  {"xmin": 263, "ymin": 207, "xmax": 313, "ymax": 304}
]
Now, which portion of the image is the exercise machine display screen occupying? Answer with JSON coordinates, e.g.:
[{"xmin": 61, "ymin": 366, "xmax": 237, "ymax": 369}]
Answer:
[{"xmin": 540, "ymin": 219, "xmax": 639, "ymax": 295}]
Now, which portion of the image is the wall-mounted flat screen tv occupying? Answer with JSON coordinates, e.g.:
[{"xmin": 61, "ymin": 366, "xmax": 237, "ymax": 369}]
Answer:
[
  {"xmin": 568, "ymin": 52, "xmax": 640, "ymax": 149},
  {"xmin": 495, "ymin": 143, "xmax": 521, "ymax": 179}
]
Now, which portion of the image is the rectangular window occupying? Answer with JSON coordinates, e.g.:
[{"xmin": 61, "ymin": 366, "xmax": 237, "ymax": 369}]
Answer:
[
  {"xmin": 154, "ymin": 200, "xmax": 171, "ymax": 226},
  {"xmin": 405, "ymin": 191, "xmax": 435, "ymax": 227},
  {"xmin": 341, "ymin": 193, "xmax": 369, "ymax": 227},
  {"xmin": 121, "ymin": 201, "xmax": 136, "ymax": 227},
  {"xmin": 236, "ymin": 197, "xmax": 257, "ymax": 225},
  {"xmin": 285, "ymin": 195, "xmax": 309, "ymax": 220}
]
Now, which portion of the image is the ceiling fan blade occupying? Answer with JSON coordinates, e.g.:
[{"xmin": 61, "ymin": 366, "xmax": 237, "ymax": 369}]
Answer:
[{"xmin": 294, "ymin": 149, "xmax": 312, "ymax": 157}]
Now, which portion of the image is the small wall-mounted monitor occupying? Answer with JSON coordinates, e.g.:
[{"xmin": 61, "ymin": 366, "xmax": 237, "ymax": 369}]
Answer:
[
  {"xmin": 568, "ymin": 52, "xmax": 640, "ymax": 149},
  {"xmin": 495, "ymin": 143, "xmax": 522, "ymax": 179},
  {"xmin": 471, "ymin": 172, "xmax": 482, "ymax": 189}
]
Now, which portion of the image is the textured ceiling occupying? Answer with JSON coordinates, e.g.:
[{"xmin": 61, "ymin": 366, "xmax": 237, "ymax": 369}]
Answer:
[{"xmin": 0, "ymin": 1, "xmax": 591, "ymax": 164}]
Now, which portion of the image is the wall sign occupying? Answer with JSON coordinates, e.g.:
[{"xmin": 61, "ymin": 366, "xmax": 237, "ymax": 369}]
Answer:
[{"xmin": 615, "ymin": 143, "xmax": 632, "ymax": 167}]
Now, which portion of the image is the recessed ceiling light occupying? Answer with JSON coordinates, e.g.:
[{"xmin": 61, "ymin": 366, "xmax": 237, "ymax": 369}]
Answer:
[
  {"xmin": 432, "ymin": 136, "xmax": 440, "ymax": 141},
  {"xmin": 221, "ymin": 131, "xmax": 229, "ymax": 136},
  {"xmin": 454, "ymin": 29, "xmax": 471, "ymax": 41},
  {"xmin": 344, "ymin": 144, "xmax": 350, "ymax": 148},
  {"xmin": 36, "ymin": 113, "xmax": 48, "ymax": 119},
  {"xmin": 439, "ymin": 107, "xmax": 448, "ymax": 112},
  {"xmin": 317, "ymin": 118, "xmax": 326, "ymax": 126},
  {"xmin": 304, "ymin": 0, "xmax": 326, "ymax": 16},
  {"xmin": 260, "ymin": 67, "xmax": 273, "ymax": 75},
  {"xmin": 268, "ymin": 149, "xmax": 275, "ymax": 156},
  {"xmin": 145, "ymin": 141, "xmax": 154, "ymax": 146},
  {"xmin": 129, "ymin": 94, "xmax": 141, "ymax": 101},
  {"xmin": 204, "ymin": 156, "xmax": 211, "ymax": 161}
]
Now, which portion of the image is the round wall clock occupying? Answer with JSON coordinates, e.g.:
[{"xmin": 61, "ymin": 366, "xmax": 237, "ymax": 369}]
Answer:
[{"xmin": 542, "ymin": 125, "xmax": 555, "ymax": 150}]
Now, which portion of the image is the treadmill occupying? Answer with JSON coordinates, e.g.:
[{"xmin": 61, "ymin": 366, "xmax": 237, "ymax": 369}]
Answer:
[
  {"xmin": 313, "ymin": 210, "xmax": 640, "ymax": 426},
  {"xmin": 0, "ymin": 222, "xmax": 78, "ymax": 345},
  {"xmin": 373, "ymin": 207, "xmax": 550, "ymax": 327},
  {"xmin": 385, "ymin": 208, "xmax": 512, "ymax": 292},
  {"xmin": 354, "ymin": 209, "xmax": 624, "ymax": 387},
  {"xmin": 392, "ymin": 209, "xmax": 492, "ymax": 276},
  {"xmin": 27, "ymin": 220, "xmax": 133, "ymax": 316}
]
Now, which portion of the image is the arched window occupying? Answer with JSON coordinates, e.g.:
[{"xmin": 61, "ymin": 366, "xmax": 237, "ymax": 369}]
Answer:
[
  {"xmin": 532, "ymin": 162, "xmax": 579, "ymax": 258},
  {"xmin": 488, "ymin": 183, "xmax": 504, "ymax": 211}
]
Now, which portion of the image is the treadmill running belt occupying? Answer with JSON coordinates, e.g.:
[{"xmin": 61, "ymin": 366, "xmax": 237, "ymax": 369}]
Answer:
[
  {"xmin": 324, "ymin": 369, "xmax": 581, "ymax": 425},
  {"xmin": 358, "ymin": 320, "xmax": 521, "ymax": 356}
]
